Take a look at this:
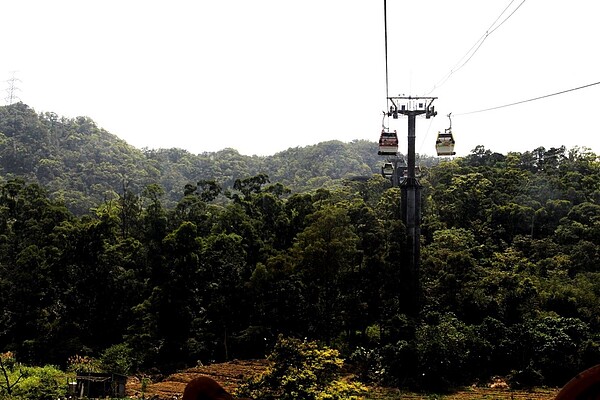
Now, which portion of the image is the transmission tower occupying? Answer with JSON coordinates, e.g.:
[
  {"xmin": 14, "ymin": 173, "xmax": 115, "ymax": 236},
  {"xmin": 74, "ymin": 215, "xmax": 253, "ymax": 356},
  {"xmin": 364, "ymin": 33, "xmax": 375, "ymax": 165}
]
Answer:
[{"xmin": 5, "ymin": 72, "xmax": 21, "ymax": 105}]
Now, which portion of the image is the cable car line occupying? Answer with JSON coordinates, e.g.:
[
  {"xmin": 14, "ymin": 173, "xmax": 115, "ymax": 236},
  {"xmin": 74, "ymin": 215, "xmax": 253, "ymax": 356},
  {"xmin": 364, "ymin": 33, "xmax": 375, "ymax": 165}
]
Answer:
[
  {"xmin": 455, "ymin": 80, "xmax": 600, "ymax": 116},
  {"xmin": 426, "ymin": 0, "xmax": 527, "ymax": 95},
  {"xmin": 383, "ymin": 0, "xmax": 390, "ymax": 103},
  {"xmin": 378, "ymin": 0, "xmax": 399, "ymax": 158},
  {"xmin": 487, "ymin": 0, "xmax": 527, "ymax": 36},
  {"xmin": 418, "ymin": 116, "xmax": 435, "ymax": 155}
]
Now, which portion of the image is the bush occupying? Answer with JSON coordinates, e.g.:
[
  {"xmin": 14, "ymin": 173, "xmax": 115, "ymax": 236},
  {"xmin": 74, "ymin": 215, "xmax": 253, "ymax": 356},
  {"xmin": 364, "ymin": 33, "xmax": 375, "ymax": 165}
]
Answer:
[
  {"xmin": 0, "ymin": 352, "xmax": 25, "ymax": 397},
  {"xmin": 508, "ymin": 362, "xmax": 544, "ymax": 389},
  {"xmin": 237, "ymin": 336, "xmax": 368, "ymax": 400},
  {"xmin": 415, "ymin": 314, "xmax": 474, "ymax": 390},
  {"xmin": 509, "ymin": 315, "xmax": 593, "ymax": 385},
  {"xmin": 99, "ymin": 343, "xmax": 134, "ymax": 375},
  {"xmin": 353, "ymin": 340, "xmax": 417, "ymax": 387},
  {"xmin": 66, "ymin": 355, "xmax": 102, "ymax": 374},
  {"xmin": 1, "ymin": 353, "xmax": 67, "ymax": 400},
  {"xmin": 9, "ymin": 365, "xmax": 67, "ymax": 400}
]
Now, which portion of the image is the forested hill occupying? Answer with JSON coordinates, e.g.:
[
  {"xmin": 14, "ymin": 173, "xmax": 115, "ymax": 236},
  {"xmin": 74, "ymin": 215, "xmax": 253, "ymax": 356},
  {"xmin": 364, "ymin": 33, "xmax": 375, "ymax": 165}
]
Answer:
[
  {"xmin": 1, "ymin": 102, "xmax": 600, "ymax": 391},
  {"xmin": 0, "ymin": 103, "xmax": 391, "ymax": 214}
]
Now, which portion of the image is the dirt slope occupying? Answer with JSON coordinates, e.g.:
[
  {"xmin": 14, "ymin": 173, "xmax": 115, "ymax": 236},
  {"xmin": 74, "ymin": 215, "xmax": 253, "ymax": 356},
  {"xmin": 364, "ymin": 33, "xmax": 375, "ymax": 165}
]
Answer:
[
  {"xmin": 127, "ymin": 359, "xmax": 267, "ymax": 399},
  {"xmin": 127, "ymin": 360, "xmax": 560, "ymax": 400}
]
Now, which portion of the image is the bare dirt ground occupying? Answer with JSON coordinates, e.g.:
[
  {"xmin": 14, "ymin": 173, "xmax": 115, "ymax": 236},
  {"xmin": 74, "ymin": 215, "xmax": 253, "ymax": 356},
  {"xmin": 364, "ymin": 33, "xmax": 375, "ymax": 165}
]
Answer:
[
  {"xmin": 126, "ymin": 359, "xmax": 267, "ymax": 399},
  {"xmin": 126, "ymin": 360, "xmax": 560, "ymax": 400}
]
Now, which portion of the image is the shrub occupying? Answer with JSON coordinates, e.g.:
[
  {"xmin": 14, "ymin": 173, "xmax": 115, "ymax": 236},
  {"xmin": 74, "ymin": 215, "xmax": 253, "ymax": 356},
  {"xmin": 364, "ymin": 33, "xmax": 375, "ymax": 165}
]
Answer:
[
  {"xmin": 99, "ymin": 343, "xmax": 134, "ymax": 375},
  {"xmin": 11, "ymin": 365, "xmax": 67, "ymax": 400},
  {"xmin": 1, "ymin": 355, "xmax": 66, "ymax": 400},
  {"xmin": 66, "ymin": 355, "xmax": 102, "ymax": 374},
  {"xmin": 414, "ymin": 313, "xmax": 475, "ymax": 390},
  {"xmin": 0, "ymin": 352, "xmax": 26, "ymax": 397},
  {"xmin": 237, "ymin": 336, "xmax": 368, "ymax": 400}
]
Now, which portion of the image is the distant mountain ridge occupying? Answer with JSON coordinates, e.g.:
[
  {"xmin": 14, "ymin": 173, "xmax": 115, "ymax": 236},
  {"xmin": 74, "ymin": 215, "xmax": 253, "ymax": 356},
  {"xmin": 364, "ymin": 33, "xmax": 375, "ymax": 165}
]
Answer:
[{"xmin": 0, "ymin": 103, "xmax": 390, "ymax": 213}]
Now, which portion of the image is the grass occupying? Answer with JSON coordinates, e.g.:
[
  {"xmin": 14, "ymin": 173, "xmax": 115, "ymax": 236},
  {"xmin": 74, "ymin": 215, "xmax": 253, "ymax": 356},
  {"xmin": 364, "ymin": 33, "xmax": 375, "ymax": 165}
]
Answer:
[{"xmin": 364, "ymin": 386, "xmax": 559, "ymax": 399}]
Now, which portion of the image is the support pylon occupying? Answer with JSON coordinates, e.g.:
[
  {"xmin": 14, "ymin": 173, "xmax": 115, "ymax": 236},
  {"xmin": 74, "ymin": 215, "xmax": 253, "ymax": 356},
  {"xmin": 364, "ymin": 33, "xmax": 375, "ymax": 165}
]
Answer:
[{"xmin": 388, "ymin": 96, "xmax": 437, "ymax": 317}]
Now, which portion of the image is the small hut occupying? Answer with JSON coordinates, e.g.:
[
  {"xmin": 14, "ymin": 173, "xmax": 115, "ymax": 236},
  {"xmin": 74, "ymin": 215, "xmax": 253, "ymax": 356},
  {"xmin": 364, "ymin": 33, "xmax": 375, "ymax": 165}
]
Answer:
[{"xmin": 70, "ymin": 373, "xmax": 127, "ymax": 398}]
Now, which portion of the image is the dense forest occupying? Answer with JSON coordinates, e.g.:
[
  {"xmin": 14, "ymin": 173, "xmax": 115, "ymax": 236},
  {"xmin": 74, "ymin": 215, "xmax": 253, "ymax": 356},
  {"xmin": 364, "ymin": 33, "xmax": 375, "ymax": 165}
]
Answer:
[
  {"xmin": 0, "ymin": 103, "xmax": 395, "ymax": 214},
  {"xmin": 0, "ymin": 103, "xmax": 599, "ymax": 391}
]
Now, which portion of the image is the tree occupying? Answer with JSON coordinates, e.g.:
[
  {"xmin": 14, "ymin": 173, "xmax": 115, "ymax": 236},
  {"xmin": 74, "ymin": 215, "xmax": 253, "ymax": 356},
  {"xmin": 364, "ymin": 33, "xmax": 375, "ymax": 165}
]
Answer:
[
  {"xmin": 199, "ymin": 232, "xmax": 248, "ymax": 360},
  {"xmin": 118, "ymin": 185, "xmax": 142, "ymax": 239},
  {"xmin": 291, "ymin": 204, "xmax": 360, "ymax": 342},
  {"xmin": 159, "ymin": 221, "xmax": 203, "ymax": 366},
  {"xmin": 415, "ymin": 313, "xmax": 475, "ymax": 390},
  {"xmin": 432, "ymin": 172, "xmax": 494, "ymax": 236},
  {"xmin": 509, "ymin": 315, "xmax": 595, "ymax": 385}
]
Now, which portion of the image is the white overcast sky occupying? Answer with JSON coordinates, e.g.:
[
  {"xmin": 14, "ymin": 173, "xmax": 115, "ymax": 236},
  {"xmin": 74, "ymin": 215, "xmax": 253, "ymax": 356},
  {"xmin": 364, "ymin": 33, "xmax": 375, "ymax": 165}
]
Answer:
[{"xmin": 2, "ymin": 1, "xmax": 599, "ymax": 157}]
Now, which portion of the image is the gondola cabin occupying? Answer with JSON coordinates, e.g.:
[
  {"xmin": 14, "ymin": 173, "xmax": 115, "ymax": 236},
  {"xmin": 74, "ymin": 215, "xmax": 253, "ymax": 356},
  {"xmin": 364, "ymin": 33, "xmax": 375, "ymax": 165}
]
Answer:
[
  {"xmin": 378, "ymin": 129, "xmax": 398, "ymax": 156},
  {"xmin": 435, "ymin": 130, "xmax": 456, "ymax": 156},
  {"xmin": 381, "ymin": 162, "xmax": 394, "ymax": 179}
]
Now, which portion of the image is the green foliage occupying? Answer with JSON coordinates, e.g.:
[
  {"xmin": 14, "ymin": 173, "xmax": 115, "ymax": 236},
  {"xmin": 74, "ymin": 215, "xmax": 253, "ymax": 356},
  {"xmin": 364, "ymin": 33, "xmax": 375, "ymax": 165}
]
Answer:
[
  {"xmin": 99, "ymin": 343, "xmax": 134, "ymax": 375},
  {"xmin": 416, "ymin": 314, "xmax": 470, "ymax": 386},
  {"xmin": 1, "ymin": 106, "xmax": 600, "ymax": 391},
  {"xmin": 0, "ymin": 353, "xmax": 66, "ymax": 400},
  {"xmin": 10, "ymin": 365, "xmax": 66, "ymax": 400},
  {"xmin": 237, "ymin": 336, "xmax": 368, "ymax": 400},
  {"xmin": 0, "ymin": 104, "xmax": 384, "ymax": 214},
  {"xmin": 0, "ymin": 352, "xmax": 26, "ymax": 396},
  {"xmin": 509, "ymin": 315, "xmax": 595, "ymax": 384},
  {"xmin": 66, "ymin": 355, "xmax": 102, "ymax": 374}
]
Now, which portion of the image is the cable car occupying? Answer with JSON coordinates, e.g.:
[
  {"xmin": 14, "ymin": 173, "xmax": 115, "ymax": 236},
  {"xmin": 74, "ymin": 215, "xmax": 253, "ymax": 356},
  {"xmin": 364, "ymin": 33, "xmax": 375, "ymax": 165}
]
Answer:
[
  {"xmin": 381, "ymin": 162, "xmax": 394, "ymax": 179},
  {"xmin": 435, "ymin": 113, "xmax": 456, "ymax": 156},
  {"xmin": 435, "ymin": 131, "xmax": 456, "ymax": 156},
  {"xmin": 378, "ymin": 129, "xmax": 398, "ymax": 155}
]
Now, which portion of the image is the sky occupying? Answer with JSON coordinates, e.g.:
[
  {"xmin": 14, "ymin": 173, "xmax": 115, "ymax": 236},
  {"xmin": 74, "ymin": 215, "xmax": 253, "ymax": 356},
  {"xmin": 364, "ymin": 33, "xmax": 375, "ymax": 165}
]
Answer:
[{"xmin": 2, "ymin": 0, "xmax": 600, "ymax": 158}]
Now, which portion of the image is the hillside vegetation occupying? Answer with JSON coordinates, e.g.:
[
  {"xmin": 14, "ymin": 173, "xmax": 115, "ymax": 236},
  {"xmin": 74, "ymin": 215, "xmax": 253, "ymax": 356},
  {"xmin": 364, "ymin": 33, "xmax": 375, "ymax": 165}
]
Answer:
[
  {"xmin": 0, "ymin": 103, "xmax": 599, "ymax": 393},
  {"xmin": 0, "ymin": 103, "xmax": 392, "ymax": 214}
]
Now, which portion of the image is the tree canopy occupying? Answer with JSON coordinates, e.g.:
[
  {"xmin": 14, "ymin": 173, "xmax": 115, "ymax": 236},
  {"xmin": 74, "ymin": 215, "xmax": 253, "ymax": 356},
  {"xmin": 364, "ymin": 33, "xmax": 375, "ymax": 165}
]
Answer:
[{"xmin": 1, "ymin": 103, "xmax": 599, "ymax": 390}]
